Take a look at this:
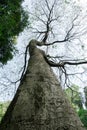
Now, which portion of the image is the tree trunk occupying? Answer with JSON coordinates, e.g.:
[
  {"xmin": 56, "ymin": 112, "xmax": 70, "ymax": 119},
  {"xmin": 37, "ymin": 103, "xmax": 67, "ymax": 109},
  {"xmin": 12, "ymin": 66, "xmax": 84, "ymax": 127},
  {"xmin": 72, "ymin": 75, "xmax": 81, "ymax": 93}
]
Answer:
[{"xmin": 0, "ymin": 40, "xmax": 86, "ymax": 130}]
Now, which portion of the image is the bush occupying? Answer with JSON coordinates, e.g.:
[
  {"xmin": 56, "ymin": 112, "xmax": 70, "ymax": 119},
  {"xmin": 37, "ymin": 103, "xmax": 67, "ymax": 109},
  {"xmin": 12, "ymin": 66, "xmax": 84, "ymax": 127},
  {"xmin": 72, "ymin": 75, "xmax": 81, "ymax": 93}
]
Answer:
[{"xmin": 78, "ymin": 109, "xmax": 87, "ymax": 129}]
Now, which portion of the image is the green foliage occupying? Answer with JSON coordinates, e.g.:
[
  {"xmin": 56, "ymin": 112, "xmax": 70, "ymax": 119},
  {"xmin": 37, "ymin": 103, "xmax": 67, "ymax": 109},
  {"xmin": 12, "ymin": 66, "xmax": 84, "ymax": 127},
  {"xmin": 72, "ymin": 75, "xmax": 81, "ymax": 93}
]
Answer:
[
  {"xmin": 78, "ymin": 109, "xmax": 87, "ymax": 129},
  {"xmin": 65, "ymin": 84, "xmax": 83, "ymax": 110},
  {"xmin": 0, "ymin": 101, "xmax": 10, "ymax": 121},
  {"xmin": 0, "ymin": 0, "xmax": 28, "ymax": 64}
]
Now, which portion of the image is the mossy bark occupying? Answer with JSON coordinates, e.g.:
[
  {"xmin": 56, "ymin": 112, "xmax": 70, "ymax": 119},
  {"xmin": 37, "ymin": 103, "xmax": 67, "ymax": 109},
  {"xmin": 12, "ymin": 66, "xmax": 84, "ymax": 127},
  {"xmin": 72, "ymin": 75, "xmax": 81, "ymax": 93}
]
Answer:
[{"xmin": 0, "ymin": 40, "xmax": 86, "ymax": 130}]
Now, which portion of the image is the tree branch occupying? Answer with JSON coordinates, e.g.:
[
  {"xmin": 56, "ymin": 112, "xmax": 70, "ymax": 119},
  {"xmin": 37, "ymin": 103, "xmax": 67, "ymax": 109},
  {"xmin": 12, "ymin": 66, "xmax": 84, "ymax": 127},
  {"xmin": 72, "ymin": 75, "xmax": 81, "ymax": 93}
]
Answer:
[
  {"xmin": 44, "ymin": 55, "xmax": 87, "ymax": 67},
  {"xmin": 44, "ymin": 39, "xmax": 67, "ymax": 46}
]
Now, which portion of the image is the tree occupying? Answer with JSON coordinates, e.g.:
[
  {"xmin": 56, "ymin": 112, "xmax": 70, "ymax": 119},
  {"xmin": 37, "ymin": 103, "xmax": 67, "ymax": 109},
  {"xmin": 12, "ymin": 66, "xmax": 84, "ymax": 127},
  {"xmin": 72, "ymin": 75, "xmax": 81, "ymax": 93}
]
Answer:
[
  {"xmin": 0, "ymin": 40, "xmax": 86, "ymax": 130},
  {"xmin": 0, "ymin": 0, "xmax": 28, "ymax": 64},
  {"xmin": 0, "ymin": 0, "xmax": 87, "ymax": 129},
  {"xmin": 65, "ymin": 84, "xmax": 83, "ymax": 110}
]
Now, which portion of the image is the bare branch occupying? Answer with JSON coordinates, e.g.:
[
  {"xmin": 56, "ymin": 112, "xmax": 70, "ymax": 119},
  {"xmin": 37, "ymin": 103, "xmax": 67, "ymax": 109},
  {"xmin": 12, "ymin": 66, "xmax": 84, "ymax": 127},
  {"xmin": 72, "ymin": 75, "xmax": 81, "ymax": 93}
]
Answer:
[
  {"xmin": 65, "ymin": 15, "xmax": 79, "ymax": 41},
  {"xmin": 44, "ymin": 55, "xmax": 87, "ymax": 67},
  {"xmin": 42, "ymin": 0, "xmax": 56, "ymax": 43},
  {"xmin": 44, "ymin": 39, "xmax": 67, "ymax": 46},
  {"xmin": 47, "ymin": 55, "xmax": 64, "ymax": 59},
  {"xmin": 45, "ymin": 0, "xmax": 50, "ymax": 12},
  {"xmin": 29, "ymin": 12, "xmax": 46, "ymax": 25}
]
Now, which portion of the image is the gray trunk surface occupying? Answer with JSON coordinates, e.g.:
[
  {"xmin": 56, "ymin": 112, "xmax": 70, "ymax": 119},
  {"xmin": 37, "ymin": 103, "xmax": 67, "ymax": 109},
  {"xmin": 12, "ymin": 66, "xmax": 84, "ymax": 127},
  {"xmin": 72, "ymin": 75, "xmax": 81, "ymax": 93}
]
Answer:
[{"xmin": 0, "ymin": 40, "xmax": 86, "ymax": 130}]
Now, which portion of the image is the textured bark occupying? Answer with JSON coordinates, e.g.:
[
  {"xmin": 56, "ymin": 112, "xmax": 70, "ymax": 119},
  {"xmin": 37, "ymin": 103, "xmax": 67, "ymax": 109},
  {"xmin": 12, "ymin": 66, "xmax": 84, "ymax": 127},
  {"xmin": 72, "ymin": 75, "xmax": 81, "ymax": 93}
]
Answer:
[{"xmin": 0, "ymin": 40, "xmax": 86, "ymax": 130}]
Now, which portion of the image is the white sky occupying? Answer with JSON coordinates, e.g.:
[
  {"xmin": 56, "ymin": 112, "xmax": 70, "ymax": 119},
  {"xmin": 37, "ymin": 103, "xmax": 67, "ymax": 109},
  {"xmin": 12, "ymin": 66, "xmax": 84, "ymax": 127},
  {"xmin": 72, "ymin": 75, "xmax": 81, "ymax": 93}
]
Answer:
[
  {"xmin": 75, "ymin": 0, "xmax": 87, "ymax": 6},
  {"xmin": 23, "ymin": 0, "xmax": 87, "ymax": 7}
]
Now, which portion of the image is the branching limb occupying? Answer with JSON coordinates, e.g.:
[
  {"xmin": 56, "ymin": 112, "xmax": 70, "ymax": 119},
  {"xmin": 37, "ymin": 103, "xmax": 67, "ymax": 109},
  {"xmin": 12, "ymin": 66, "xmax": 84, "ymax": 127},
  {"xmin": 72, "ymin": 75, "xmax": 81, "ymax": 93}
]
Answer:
[
  {"xmin": 44, "ymin": 54, "xmax": 87, "ymax": 67},
  {"xmin": 42, "ymin": 0, "xmax": 57, "ymax": 43},
  {"xmin": 44, "ymin": 38, "xmax": 67, "ymax": 45}
]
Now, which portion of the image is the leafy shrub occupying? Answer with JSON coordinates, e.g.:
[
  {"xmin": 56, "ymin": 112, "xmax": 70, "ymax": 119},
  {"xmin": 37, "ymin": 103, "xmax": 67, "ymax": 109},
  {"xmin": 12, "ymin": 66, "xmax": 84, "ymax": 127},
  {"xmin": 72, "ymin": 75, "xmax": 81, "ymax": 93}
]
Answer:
[{"xmin": 78, "ymin": 109, "xmax": 87, "ymax": 129}]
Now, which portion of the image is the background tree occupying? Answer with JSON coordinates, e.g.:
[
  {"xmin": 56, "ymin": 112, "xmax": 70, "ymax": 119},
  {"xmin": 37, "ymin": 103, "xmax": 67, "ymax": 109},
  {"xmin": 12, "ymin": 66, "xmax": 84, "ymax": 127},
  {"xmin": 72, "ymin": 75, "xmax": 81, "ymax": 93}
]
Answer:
[
  {"xmin": 65, "ymin": 84, "xmax": 83, "ymax": 110},
  {"xmin": 0, "ymin": 0, "xmax": 28, "ymax": 64}
]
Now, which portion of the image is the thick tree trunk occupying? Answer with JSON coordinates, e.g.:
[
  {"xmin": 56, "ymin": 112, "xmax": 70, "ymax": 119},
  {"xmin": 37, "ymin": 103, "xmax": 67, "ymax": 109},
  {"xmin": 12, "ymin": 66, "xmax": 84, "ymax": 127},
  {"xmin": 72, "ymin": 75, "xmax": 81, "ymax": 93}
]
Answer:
[{"xmin": 0, "ymin": 40, "xmax": 86, "ymax": 130}]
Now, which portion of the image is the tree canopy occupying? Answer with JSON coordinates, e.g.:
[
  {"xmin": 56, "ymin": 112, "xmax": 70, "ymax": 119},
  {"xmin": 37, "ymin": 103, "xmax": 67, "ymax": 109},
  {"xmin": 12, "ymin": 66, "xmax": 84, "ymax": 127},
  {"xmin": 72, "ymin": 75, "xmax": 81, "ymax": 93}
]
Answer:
[{"xmin": 0, "ymin": 0, "xmax": 28, "ymax": 64}]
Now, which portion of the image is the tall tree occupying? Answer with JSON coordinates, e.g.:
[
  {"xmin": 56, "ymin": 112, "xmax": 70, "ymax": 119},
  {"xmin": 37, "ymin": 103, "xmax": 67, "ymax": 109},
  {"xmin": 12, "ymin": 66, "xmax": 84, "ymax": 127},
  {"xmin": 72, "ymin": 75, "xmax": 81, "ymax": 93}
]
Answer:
[
  {"xmin": 0, "ymin": 40, "xmax": 86, "ymax": 130},
  {"xmin": 0, "ymin": 0, "xmax": 87, "ymax": 129},
  {"xmin": 0, "ymin": 0, "xmax": 28, "ymax": 64}
]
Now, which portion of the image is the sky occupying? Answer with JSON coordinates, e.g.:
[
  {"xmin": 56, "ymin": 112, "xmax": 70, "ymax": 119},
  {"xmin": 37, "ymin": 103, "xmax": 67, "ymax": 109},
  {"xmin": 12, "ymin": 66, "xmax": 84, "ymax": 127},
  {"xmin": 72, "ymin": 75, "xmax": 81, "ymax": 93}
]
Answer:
[
  {"xmin": 75, "ymin": 0, "xmax": 87, "ymax": 7},
  {"xmin": 0, "ymin": 0, "xmax": 87, "ymax": 102}
]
